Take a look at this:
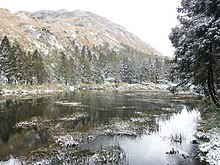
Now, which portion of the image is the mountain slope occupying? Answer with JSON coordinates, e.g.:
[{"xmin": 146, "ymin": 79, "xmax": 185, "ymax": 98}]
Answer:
[
  {"xmin": 0, "ymin": 8, "xmax": 161, "ymax": 56},
  {"xmin": 0, "ymin": 8, "xmax": 169, "ymax": 85}
]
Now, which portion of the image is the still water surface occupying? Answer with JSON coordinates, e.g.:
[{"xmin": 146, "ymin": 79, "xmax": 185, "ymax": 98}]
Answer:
[{"xmin": 0, "ymin": 90, "xmax": 201, "ymax": 164}]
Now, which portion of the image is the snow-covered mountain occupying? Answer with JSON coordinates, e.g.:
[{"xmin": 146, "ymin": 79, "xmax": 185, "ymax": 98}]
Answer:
[
  {"xmin": 0, "ymin": 8, "xmax": 161, "ymax": 57},
  {"xmin": 0, "ymin": 8, "xmax": 169, "ymax": 85}
]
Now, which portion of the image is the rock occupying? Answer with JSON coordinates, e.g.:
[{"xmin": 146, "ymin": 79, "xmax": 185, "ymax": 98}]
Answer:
[{"xmin": 192, "ymin": 139, "xmax": 199, "ymax": 144}]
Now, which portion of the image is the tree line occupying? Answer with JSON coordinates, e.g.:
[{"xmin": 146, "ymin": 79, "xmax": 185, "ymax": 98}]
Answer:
[
  {"xmin": 54, "ymin": 42, "xmax": 171, "ymax": 85},
  {"xmin": 0, "ymin": 36, "xmax": 171, "ymax": 86},
  {"xmin": 0, "ymin": 36, "xmax": 48, "ymax": 84}
]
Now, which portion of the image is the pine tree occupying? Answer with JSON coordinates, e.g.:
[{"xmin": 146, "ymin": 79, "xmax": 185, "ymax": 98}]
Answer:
[
  {"xmin": 90, "ymin": 55, "xmax": 105, "ymax": 84},
  {"xmin": 0, "ymin": 36, "xmax": 12, "ymax": 83},
  {"xmin": 68, "ymin": 56, "xmax": 77, "ymax": 85},
  {"xmin": 10, "ymin": 42, "xmax": 26, "ymax": 84},
  {"xmin": 31, "ymin": 50, "xmax": 47, "ymax": 84},
  {"xmin": 120, "ymin": 57, "xmax": 135, "ymax": 84},
  {"xmin": 57, "ymin": 51, "xmax": 69, "ymax": 85},
  {"xmin": 140, "ymin": 60, "xmax": 150, "ymax": 83},
  {"xmin": 148, "ymin": 58, "xmax": 156, "ymax": 83},
  {"xmin": 23, "ymin": 52, "xmax": 33, "ymax": 84},
  {"xmin": 154, "ymin": 58, "xmax": 162, "ymax": 83},
  {"xmin": 81, "ymin": 58, "xmax": 91, "ymax": 84},
  {"xmin": 169, "ymin": 0, "xmax": 220, "ymax": 107}
]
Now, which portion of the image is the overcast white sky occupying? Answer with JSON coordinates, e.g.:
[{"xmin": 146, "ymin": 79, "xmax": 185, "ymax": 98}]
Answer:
[{"xmin": 0, "ymin": 0, "xmax": 180, "ymax": 56}]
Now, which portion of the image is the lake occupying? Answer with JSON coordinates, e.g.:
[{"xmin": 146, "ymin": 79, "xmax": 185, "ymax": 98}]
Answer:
[{"xmin": 0, "ymin": 90, "xmax": 203, "ymax": 164}]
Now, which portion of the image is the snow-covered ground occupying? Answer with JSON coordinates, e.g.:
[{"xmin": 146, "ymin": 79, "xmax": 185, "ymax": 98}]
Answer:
[
  {"xmin": 0, "ymin": 84, "xmax": 67, "ymax": 96},
  {"xmin": 0, "ymin": 82, "xmax": 199, "ymax": 99},
  {"xmin": 0, "ymin": 156, "xmax": 22, "ymax": 165},
  {"xmin": 0, "ymin": 83, "xmax": 172, "ymax": 97},
  {"xmin": 76, "ymin": 82, "xmax": 170, "ymax": 92},
  {"xmin": 197, "ymin": 128, "xmax": 220, "ymax": 165},
  {"xmin": 54, "ymin": 134, "xmax": 80, "ymax": 147},
  {"xmin": 54, "ymin": 101, "xmax": 82, "ymax": 107}
]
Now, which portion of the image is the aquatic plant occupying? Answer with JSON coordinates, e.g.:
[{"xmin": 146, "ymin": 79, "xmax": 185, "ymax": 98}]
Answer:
[{"xmin": 169, "ymin": 132, "xmax": 186, "ymax": 144}]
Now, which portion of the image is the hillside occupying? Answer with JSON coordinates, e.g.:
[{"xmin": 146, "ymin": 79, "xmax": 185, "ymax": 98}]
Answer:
[
  {"xmin": 0, "ymin": 8, "xmax": 161, "ymax": 56},
  {"xmin": 0, "ymin": 8, "xmax": 170, "ymax": 85}
]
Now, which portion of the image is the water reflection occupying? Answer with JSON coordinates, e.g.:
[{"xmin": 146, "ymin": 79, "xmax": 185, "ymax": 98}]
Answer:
[
  {"xmin": 0, "ymin": 91, "xmax": 201, "ymax": 164},
  {"xmin": 0, "ymin": 97, "xmax": 52, "ymax": 143},
  {"xmin": 87, "ymin": 107, "xmax": 200, "ymax": 165}
]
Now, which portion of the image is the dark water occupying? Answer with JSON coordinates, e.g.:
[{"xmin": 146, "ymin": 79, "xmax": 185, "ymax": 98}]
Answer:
[{"xmin": 0, "ymin": 90, "xmax": 202, "ymax": 164}]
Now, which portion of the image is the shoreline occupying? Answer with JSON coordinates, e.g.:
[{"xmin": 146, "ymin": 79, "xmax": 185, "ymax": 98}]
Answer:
[
  {"xmin": 0, "ymin": 82, "xmax": 170, "ymax": 96},
  {"xmin": 0, "ymin": 83, "xmax": 68, "ymax": 96},
  {"xmin": 0, "ymin": 82, "xmax": 213, "ymax": 164}
]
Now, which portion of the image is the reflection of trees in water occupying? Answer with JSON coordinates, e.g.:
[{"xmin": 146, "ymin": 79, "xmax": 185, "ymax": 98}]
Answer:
[
  {"xmin": 0, "ymin": 100, "xmax": 18, "ymax": 143},
  {"xmin": 0, "ymin": 91, "xmax": 198, "ymax": 163},
  {"xmin": 80, "ymin": 92, "xmax": 137, "ymax": 123},
  {"xmin": 0, "ymin": 98, "xmax": 51, "ymax": 143},
  {"xmin": 0, "ymin": 121, "xmax": 10, "ymax": 143},
  {"xmin": 0, "ymin": 92, "xmax": 196, "ymax": 143}
]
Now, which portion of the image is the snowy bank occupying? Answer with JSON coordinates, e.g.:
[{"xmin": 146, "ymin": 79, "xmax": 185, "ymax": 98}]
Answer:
[
  {"xmin": 0, "ymin": 84, "xmax": 67, "ymax": 96},
  {"xmin": 0, "ymin": 83, "xmax": 170, "ymax": 97},
  {"xmin": 76, "ymin": 83, "xmax": 169, "ymax": 92},
  {"xmin": 0, "ymin": 156, "xmax": 22, "ymax": 165},
  {"xmin": 197, "ymin": 128, "xmax": 220, "ymax": 165}
]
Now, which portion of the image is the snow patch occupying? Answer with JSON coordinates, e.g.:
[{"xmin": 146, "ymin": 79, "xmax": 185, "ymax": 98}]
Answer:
[
  {"xmin": 0, "ymin": 156, "xmax": 22, "ymax": 165},
  {"xmin": 54, "ymin": 101, "xmax": 81, "ymax": 107},
  {"xmin": 59, "ymin": 113, "xmax": 88, "ymax": 122},
  {"xmin": 100, "ymin": 119, "xmax": 138, "ymax": 137},
  {"xmin": 0, "ymin": 86, "xmax": 64, "ymax": 96},
  {"xmin": 54, "ymin": 134, "xmax": 79, "ymax": 147},
  {"xmin": 15, "ymin": 117, "xmax": 42, "ymax": 129},
  {"xmin": 197, "ymin": 128, "xmax": 220, "ymax": 165},
  {"xmin": 21, "ymin": 25, "xmax": 41, "ymax": 39}
]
